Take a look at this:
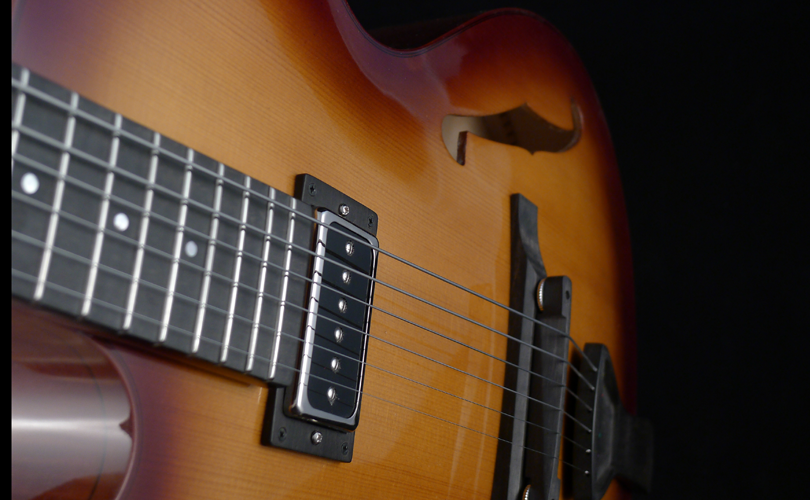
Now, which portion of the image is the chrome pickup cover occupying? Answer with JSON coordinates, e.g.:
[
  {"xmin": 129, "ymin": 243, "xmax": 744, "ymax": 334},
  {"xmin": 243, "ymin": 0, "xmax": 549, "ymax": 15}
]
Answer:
[{"xmin": 291, "ymin": 209, "xmax": 378, "ymax": 429}]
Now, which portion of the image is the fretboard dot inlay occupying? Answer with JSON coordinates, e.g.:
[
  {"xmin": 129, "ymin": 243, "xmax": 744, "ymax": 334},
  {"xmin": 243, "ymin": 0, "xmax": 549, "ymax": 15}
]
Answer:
[
  {"xmin": 113, "ymin": 212, "xmax": 130, "ymax": 231},
  {"xmin": 184, "ymin": 239, "xmax": 198, "ymax": 258},
  {"xmin": 20, "ymin": 172, "xmax": 40, "ymax": 195}
]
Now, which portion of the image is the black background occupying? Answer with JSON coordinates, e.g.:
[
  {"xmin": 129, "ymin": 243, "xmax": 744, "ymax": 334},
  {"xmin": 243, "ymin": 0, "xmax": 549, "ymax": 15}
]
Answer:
[{"xmin": 349, "ymin": 2, "xmax": 806, "ymax": 498}]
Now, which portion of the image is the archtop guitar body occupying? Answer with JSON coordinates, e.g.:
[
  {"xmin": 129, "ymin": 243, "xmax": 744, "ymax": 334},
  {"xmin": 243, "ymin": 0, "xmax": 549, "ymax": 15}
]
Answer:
[{"xmin": 11, "ymin": 1, "xmax": 637, "ymax": 499}]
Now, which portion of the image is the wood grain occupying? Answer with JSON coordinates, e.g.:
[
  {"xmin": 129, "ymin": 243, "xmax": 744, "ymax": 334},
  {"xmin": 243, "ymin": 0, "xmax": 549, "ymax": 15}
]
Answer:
[{"xmin": 11, "ymin": 1, "xmax": 635, "ymax": 498}]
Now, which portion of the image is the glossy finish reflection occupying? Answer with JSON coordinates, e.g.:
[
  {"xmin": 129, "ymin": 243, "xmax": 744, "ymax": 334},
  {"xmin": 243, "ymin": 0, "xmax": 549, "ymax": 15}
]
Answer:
[{"xmin": 11, "ymin": 303, "xmax": 134, "ymax": 500}]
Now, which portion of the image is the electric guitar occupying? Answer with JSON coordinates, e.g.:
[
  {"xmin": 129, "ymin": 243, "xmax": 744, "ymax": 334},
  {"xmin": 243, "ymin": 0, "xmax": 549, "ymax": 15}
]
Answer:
[{"xmin": 11, "ymin": 1, "xmax": 652, "ymax": 499}]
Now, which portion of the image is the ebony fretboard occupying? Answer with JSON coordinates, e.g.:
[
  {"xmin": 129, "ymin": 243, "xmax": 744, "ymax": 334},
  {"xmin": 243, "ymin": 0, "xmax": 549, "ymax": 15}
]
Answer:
[{"xmin": 11, "ymin": 64, "xmax": 314, "ymax": 384}]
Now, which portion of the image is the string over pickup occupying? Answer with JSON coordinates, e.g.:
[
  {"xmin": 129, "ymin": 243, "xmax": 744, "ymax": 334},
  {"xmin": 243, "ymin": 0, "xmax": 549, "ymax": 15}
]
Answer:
[
  {"xmin": 290, "ymin": 209, "xmax": 378, "ymax": 429},
  {"xmin": 261, "ymin": 175, "xmax": 378, "ymax": 462}
]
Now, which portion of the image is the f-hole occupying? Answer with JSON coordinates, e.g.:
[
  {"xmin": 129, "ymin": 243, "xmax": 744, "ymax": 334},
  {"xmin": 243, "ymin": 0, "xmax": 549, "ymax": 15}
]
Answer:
[{"xmin": 441, "ymin": 100, "xmax": 582, "ymax": 164}]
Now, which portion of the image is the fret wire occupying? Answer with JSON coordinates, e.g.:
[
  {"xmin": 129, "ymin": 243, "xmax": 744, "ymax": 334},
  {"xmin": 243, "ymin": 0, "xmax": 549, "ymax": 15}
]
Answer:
[
  {"xmin": 11, "ymin": 79, "xmax": 588, "ymax": 358},
  {"xmin": 11, "ymin": 221, "xmax": 591, "ymax": 431},
  {"xmin": 11, "ymin": 117, "xmax": 589, "ymax": 380},
  {"xmin": 12, "ymin": 151, "xmax": 591, "ymax": 395},
  {"xmin": 10, "ymin": 67, "xmax": 29, "ymax": 174},
  {"xmin": 34, "ymin": 92, "xmax": 79, "ymax": 301},
  {"xmin": 12, "ymin": 121, "xmax": 239, "ymax": 230},
  {"xmin": 11, "ymin": 125, "xmax": 291, "ymax": 267},
  {"xmin": 123, "ymin": 132, "xmax": 161, "ymax": 330},
  {"xmin": 246, "ymin": 188, "xmax": 276, "ymax": 372},
  {"xmin": 192, "ymin": 163, "xmax": 224, "ymax": 353},
  {"xmin": 220, "ymin": 176, "xmax": 251, "ymax": 363},
  {"xmin": 11, "ymin": 259, "xmax": 592, "ymax": 447},
  {"xmin": 82, "ymin": 113, "xmax": 123, "ymax": 316},
  {"xmin": 270, "ymin": 197, "xmax": 297, "ymax": 380},
  {"xmin": 11, "ymin": 156, "xmax": 245, "ymax": 293},
  {"xmin": 159, "ymin": 148, "xmax": 195, "ymax": 342}
]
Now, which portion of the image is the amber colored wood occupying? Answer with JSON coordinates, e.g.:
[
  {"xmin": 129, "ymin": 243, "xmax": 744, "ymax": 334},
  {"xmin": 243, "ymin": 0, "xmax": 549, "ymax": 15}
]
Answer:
[{"xmin": 11, "ymin": 1, "xmax": 636, "ymax": 499}]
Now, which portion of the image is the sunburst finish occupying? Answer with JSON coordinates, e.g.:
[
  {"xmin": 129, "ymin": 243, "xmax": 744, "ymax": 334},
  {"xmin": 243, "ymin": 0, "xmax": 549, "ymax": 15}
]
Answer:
[{"xmin": 11, "ymin": 1, "xmax": 635, "ymax": 498}]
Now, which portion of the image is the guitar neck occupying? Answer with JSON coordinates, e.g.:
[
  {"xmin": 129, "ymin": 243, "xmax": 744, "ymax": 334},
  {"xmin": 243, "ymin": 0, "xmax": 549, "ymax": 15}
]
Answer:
[{"xmin": 11, "ymin": 63, "xmax": 314, "ymax": 383}]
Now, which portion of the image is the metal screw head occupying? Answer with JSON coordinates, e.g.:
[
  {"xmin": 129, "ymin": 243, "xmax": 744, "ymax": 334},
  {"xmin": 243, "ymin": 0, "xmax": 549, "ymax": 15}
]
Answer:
[
  {"xmin": 345, "ymin": 240, "xmax": 355, "ymax": 256},
  {"xmin": 308, "ymin": 183, "xmax": 317, "ymax": 196},
  {"xmin": 342, "ymin": 270, "xmax": 351, "ymax": 284},
  {"xmin": 327, "ymin": 387, "xmax": 337, "ymax": 405},
  {"xmin": 330, "ymin": 357, "xmax": 341, "ymax": 373},
  {"xmin": 278, "ymin": 427, "xmax": 288, "ymax": 441},
  {"xmin": 311, "ymin": 431, "xmax": 323, "ymax": 445},
  {"xmin": 334, "ymin": 327, "xmax": 344, "ymax": 343},
  {"xmin": 339, "ymin": 204, "xmax": 350, "ymax": 216},
  {"xmin": 338, "ymin": 298, "xmax": 347, "ymax": 313},
  {"xmin": 341, "ymin": 442, "xmax": 349, "ymax": 455}
]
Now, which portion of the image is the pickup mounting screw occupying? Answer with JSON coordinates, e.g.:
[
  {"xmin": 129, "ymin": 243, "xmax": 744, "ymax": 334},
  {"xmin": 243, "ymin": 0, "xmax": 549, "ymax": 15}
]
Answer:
[
  {"xmin": 342, "ymin": 442, "xmax": 349, "ymax": 455},
  {"xmin": 278, "ymin": 427, "xmax": 287, "ymax": 441},
  {"xmin": 311, "ymin": 431, "xmax": 323, "ymax": 445},
  {"xmin": 308, "ymin": 183, "xmax": 316, "ymax": 196},
  {"xmin": 339, "ymin": 204, "xmax": 350, "ymax": 216}
]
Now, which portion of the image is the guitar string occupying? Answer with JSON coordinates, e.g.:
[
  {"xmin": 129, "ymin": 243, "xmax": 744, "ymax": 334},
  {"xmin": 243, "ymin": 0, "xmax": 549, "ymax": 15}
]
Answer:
[
  {"xmin": 8, "ymin": 126, "xmax": 594, "ymax": 389},
  {"xmin": 8, "ymin": 235, "xmax": 592, "ymax": 444},
  {"xmin": 9, "ymin": 140, "xmax": 596, "ymax": 394},
  {"xmin": 5, "ymin": 80, "xmax": 577, "ymax": 345},
  {"xmin": 10, "ymin": 74, "xmax": 599, "ymax": 442},
  {"xmin": 10, "ymin": 263, "xmax": 591, "ymax": 471},
  {"xmin": 10, "ymin": 73, "xmax": 598, "ymax": 374},
  {"xmin": 9, "ymin": 209, "xmax": 592, "ymax": 432},
  {"xmin": 8, "ymin": 154, "xmax": 595, "ymax": 406},
  {"xmin": 13, "ymin": 133, "xmax": 600, "ymax": 442}
]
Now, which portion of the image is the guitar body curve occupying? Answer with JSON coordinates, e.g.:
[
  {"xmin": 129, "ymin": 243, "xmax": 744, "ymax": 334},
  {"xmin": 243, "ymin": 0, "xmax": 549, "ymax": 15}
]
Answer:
[
  {"xmin": 11, "ymin": 302, "xmax": 135, "ymax": 500},
  {"xmin": 11, "ymin": 1, "xmax": 635, "ymax": 499}
]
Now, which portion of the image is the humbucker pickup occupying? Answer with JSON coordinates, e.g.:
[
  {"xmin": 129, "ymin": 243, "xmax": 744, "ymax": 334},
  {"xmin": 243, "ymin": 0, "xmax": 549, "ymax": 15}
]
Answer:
[
  {"xmin": 291, "ymin": 209, "xmax": 378, "ymax": 429},
  {"xmin": 255, "ymin": 175, "xmax": 379, "ymax": 462}
]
